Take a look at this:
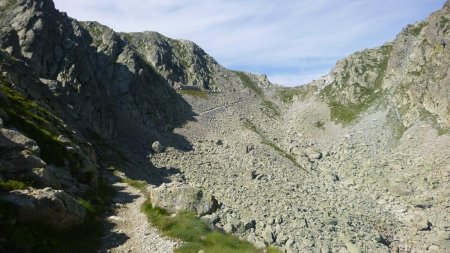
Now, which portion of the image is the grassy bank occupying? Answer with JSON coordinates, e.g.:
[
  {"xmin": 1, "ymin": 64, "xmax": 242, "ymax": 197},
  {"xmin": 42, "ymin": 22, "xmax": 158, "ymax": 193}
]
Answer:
[{"xmin": 142, "ymin": 201, "xmax": 281, "ymax": 253}]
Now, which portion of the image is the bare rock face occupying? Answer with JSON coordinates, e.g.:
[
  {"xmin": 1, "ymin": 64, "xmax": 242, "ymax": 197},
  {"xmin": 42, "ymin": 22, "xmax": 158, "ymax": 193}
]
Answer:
[
  {"xmin": 150, "ymin": 183, "xmax": 219, "ymax": 216},
  {"xmin": 0, "ymin": 188, "xmax": 86, "ymax": 229},
  {"xmin": 124, "ymin": 32, "xmax": 219, "ymax": 90}
]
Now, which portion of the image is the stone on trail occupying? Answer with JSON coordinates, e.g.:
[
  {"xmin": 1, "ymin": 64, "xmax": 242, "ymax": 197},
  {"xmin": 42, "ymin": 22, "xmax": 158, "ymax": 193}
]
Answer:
[{"xmin": 151, "ymin": 141, "xmax": 165, "ymax": 153}]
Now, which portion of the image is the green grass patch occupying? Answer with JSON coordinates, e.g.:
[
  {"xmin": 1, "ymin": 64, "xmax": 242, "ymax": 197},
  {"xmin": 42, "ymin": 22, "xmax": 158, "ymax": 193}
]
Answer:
[
  {"xmin": 327, "ymin": 101, "xmax": 366, "ymax": 125},
  {"xmin": 0, "ymin": 180, "xmax": 28, "ymax": 191},
  {"xmin": 178, "ymin": 89, "xmax": 208, "ymax": 99},
  {"xmin": 0, "ymin": 81, "xmax": 70, "ymax": 167},
  {"xmin": 260, "ymin": 100, "xmax": 280, "ymax": 117},
  {"xmin": 0, "ymin": 180, "xmax": 115, "ymax": 252},
  {"xmin": 77, "ymin": 198, "xmax": 95, "ymax": 213},
  {"xmin": 243, "ymin": 118, "xmax": 309, "ymax": 174},
  {"xmin": 242, "ymin": 118, "xmax": 261, "ymax": 135},
  {"xmin": 235, "ymin": 71, "xmax": 263, "ymax": 96},
  {"xmin": 0, "ymin": 79, "xmax": 88, "ymax": 178},
  {"xmin": 410, "ymin": 21, "xmax": 428, "ymax": 36},
  {"xmin": 113, "ymin": 171, "xmax": 148, "ymax": 192},
  {"xmin": 122, "ymin": 177, "xmax": 147, "ymax": 191},
  {"xmin": 234, "ymin": 71, "xmax": 280, "ymax": 118},
  {"xmin": 142, "ymin": 201, "xmax": 281, "ymax": 253},
  {"xmin": 277, "ymin": 85, "xmax": 316, "ymax": 104}
]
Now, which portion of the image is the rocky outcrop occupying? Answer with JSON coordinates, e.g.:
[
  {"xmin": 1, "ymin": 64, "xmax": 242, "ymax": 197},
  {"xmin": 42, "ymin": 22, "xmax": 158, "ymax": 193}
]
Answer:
[
  {"xmin": 150, "ymin": 183, "xmax": 219, "ymax": 216},
  {"xmin": 123, "ymin": 31, "xmax": 219, "ymax": 90},
  {"xmin": 0, "ymin": 187, "xmax": 85, "ymax": 229}
]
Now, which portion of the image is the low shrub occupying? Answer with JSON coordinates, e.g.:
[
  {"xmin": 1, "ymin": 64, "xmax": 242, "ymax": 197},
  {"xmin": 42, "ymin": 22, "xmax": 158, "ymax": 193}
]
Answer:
[{"xmin": 0, "ymin": 180, "xmax": 28, "ymax": 191}]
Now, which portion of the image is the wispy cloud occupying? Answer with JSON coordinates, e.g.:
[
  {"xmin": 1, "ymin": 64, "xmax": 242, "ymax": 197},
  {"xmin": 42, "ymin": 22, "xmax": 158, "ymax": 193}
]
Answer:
[{"xmin": 54, "ymin": 0, "xmax": 445, "ymax": 86}]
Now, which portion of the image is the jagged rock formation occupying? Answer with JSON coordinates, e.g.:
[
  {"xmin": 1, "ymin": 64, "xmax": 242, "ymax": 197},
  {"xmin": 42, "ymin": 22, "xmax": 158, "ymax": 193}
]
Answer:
[
  {"xmin": 0, "ymin": 0, "xmax": 449, "ymax": 252},
  {"xmin": 123, "ymin": 31, "xmax": 219, "ymax": 90}
]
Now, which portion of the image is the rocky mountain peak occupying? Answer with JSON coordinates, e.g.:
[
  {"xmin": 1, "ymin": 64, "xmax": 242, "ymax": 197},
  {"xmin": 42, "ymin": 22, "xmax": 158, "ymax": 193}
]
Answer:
[{"xmin": 124, "ymin": 31, "xmax": 220, "ymax": 89}]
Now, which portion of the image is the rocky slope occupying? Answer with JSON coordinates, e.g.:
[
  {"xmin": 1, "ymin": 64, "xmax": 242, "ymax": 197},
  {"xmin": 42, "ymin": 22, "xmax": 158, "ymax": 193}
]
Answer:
[
  {"xmin": 0, "ymin": 0, "xmax": 449, "ymax": 252},
  {"xmin": 152, "ymin": 2, "xmax": 450, "ymax": 252}
]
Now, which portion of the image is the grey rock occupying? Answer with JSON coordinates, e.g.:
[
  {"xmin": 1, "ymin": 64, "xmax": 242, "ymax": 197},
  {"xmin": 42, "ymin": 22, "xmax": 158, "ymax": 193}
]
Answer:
[
  {"xmin": 262, "ymin": 227, "xmax": 275, "ymax": 243},
  {"xmin": 47, "ymin": 165, "xmax": 78, "ymax": 193},
  {"xmin": 0, "ymin": 128, "xmax": 40, "ymax": 154},
  {"xmin": 152, "ymin": 141, "xmax": 165, "ymax": 154},
  {"xmin": 28, "ymin": 167, "xmax": 62, "ymax": 189},
  {"xmin": 8, "ymin": 152, "xmax": 46, "ymax": 172},
  {"xmin": 305, "ymin": 147, "xmax": 322, "ymax": 160},
  {"xmin": 150, "ymin": 183, "xmax": 219, "ymax": 215},
  {"xmin": 389, "ymin": 182, "xmax": 413, "ymax": 196},
  {"xmin": 223, "ymin": 223, "xmax": 235, "ymax": 233},
  {"xmin": 0, "ymin": 188, "xmax": 85, "ymax": 229}
]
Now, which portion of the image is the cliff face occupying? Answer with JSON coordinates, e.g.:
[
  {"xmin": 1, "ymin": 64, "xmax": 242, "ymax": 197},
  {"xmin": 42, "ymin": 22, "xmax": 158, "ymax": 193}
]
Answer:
[{"xmin": 385, "ymin": 1, "xmax": 450, "ymax": 130}]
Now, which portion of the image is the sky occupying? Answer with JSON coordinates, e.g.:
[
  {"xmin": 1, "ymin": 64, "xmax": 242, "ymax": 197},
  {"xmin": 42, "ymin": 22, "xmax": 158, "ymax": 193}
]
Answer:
[{"xmin": 53, "ymin": 0, "xmax": 445, "ymax": 86}]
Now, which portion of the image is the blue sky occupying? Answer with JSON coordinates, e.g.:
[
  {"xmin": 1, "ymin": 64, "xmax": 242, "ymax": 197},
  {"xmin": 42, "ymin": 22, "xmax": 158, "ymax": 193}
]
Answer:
[{"xmin": 53, "ymin": 0, "xmax": 445, "ymax": 86}]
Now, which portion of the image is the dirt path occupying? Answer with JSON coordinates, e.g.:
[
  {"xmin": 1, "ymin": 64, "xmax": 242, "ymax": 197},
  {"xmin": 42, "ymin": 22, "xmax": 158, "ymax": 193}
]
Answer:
[
  {"xmin": 100, "ymin": 178, "xmax": 177, "ymax": 253},
  {"xmin": 198, "ymin": 98, "xmax": 252, "ymax": 115}
]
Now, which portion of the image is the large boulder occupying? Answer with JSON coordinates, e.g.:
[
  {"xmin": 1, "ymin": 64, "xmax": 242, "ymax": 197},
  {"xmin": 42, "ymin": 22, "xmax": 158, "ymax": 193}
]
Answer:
[
  {"xmin": 305, "ymin": 147, "xmax": 322, "ymax": 160},
  {"xmin": 0, "ymin": 128, "xmax": 40, "ymax": 155},
  {"xmin": 150, "ymin": 183, "xmax": 219, "ymax": 216},
  {"xmin": 7, "ymin": 151, "xmax": 46, "ymax": 172},
  {"xmin": 0, "ymin": 188, "xmax": 86, "ymax": 229}
]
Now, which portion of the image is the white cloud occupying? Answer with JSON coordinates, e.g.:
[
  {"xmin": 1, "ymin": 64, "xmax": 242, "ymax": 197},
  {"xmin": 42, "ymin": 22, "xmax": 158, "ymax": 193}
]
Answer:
[{"xmin": 53, "ymin": 0, "xmax": 445, "ymax": 86}]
